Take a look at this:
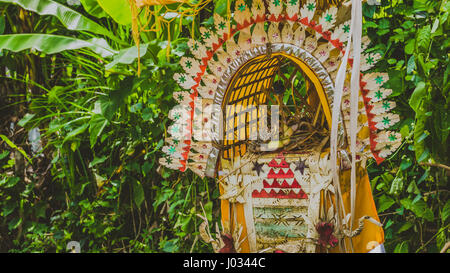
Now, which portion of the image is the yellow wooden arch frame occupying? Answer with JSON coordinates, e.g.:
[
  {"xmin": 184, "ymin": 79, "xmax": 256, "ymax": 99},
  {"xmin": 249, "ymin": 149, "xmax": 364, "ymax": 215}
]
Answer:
[{"xmin": 219, "ymin": 52, "xmax": 384, "ymax": 253}]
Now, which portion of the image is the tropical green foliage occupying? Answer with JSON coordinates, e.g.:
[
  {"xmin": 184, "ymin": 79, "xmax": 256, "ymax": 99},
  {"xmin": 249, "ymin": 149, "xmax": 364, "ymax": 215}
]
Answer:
[
  {"xmin": 363, "ymin": 0, "xmax": 449, "ymax": 253},
  {"xmin": 0, "ymin": 0, "xmax": 448, "ymax": 253},
  {"xmin": 0, "ymin": 0, "xmax": 216, "ymax": 253}
]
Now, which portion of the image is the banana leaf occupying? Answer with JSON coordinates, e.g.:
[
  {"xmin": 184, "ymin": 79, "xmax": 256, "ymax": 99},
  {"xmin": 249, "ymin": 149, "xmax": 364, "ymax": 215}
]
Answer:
[
  {"xmin": 97, "ymin": 0, "xmax": 131, "ymax": 25},
  {"xmin": 0, "ymin": 0, "xmax": 124, "ymax": 45},
  {"xmin": 0, "ymin": 34, "xmax": 117, "ymax": 57}
]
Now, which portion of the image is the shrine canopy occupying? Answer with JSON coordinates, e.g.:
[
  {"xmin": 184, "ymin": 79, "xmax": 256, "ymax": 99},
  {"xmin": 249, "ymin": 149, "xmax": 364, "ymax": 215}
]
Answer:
[{"xmin": 152, "ymin": 0, "xmax": 402, "ymax": 178}]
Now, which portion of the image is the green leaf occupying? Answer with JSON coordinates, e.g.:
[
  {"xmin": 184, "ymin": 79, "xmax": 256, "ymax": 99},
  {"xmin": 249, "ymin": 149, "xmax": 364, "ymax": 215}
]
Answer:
[
  {"xmin": 106, "ymin": 44, "xmax": 149, "ymax": 70},
  {"xmin": 97, "ymin": 0, "xmax": 132, "ymax": 25},
  {"xmin": 401, "ymin": 21, "xmax": 414, "ymax": 30},
  {"xmin": 437, "ymin": 227, "xmax": 447, "ymax": 251},
  {"xmin": 34, "ymin": 202, "xmax": 47, "ymax": 219},
  {"xmin": 414, "ymin": 112, "xmax": 427, "ymax": 163},
  {"xmin": 89, "ymin": 114, "xmax": 108, "ymax": 148},
  {"xmin": 409, "ymin": 81, "xmax": 426, "ymax": 112},
  {"xmin": 0, "ymin": 15, "xmax": 5, "ymax": 35},
  {"xmin": 407, "ymin": 181, "xmax": 420, "ymax": 195},
  {"xmin": 409, "ymin": 199, "xmax": 427, "ymax": 218},
  {"xmin": 387, "ymin": 58, "xmax": 397, "ymax": 65},
  {"xmin": 161, "ymin": 240, "xmax": 179, "ymax": 252},
  {"xmin": 406, "ymin": 55, "xmax": 415, "ymax": 74},
  {"xmin": 417, "ymin": 147, "xmax": 430, "ymax": 163},
  {"xmin": 394, "ymin": 241, "xmax": 409, "ymax": 253},
  {"xmin": 416, "ymin": 25, "xmax": 431, "ymax": 52},
  {"xmin": 434, "ymin": 109, "xmax": 450, "ymax": 144},
  {"xmin": 0, "ymin": 34, "xmax": 116, "ymax": 58},
  {"xmin": 214, "ymin": 0, "xmax": 228, "ymax": 16},
  {"xmin": 364, "ymin": 21, "xmax": 378, "ymax": 29},
  {"xmin": 175, "ymin": 213, "xmax": 193, "ymax": 232},
  {"xmin": 431, "ymin": 18, "xmax": 440, "ymax": 33},
  {"xmin": 405, "ymin": 38, "xmax": 415, "ymax": 55},
  {"xmin": 422, "ymin": 208, "xmax": 434, "ymax": 222},
  {"xmin": 378, "ymin": 18, "xmax": 390, "ymax": 30},
  {"xmin": 89, "ymin": 155, "xmax": 107, "ymax": 168},
  {"xmin": 17, "ymin": 113, "xmax": 36, "ymax": 128},
  {"xmin": 8, "ymin": 217, "xmax": 22, "ymax": 231},
  {"xmin": 400, "ymin": 124, "xmax": 410, "ymax": 138},
  {"xmin": 398, "ymin": 222, "xmax": 414, "ymax": 233},
  {"xmin": 400, "ymin": 198, "xmax": 412, "ymax": 210},
  {"xmin": 142, "ymin": 161, "xmax": 152, "ymax": 176},
  {"xmin": 442, "ymin": 200, "xmax": 450, "ymax": 222},
  {"xmin": 0, "ymin": 0, "xmax": 123, "ymax": 44},
  {"xmin": 99, "ymin": 77, "xmax": 134, "ymax": 120},
  {"xmin": 204, "ymin": 201, "xmax": 213, "ymax": 222},
  {"xmin": 80, "ymin": 0, "xmax": 108, "ymax": 18},
  {"xmin": 362, "ymin": 3, "xmax": 376, "ymax": 18},
  {"xmin": 0, "ymin": 134, "xmax": 31, "ymax": 163},
  {"xmin": 378, "ymin": 195, "xmax": 396, "ymax": 213},
  {"xmin": 130, "ymin": 102, "xmax": 143, "ymax": 113},
  {"xmin": 389, "ymin": 172, "xmax": 404, "ymax": 196},
  {"xmin": 413, "ymin": 0, "xmax": 437, "ymax": 12},
  {"xmin": 142, "ymin": 108, "xmax": 153, "ymax": 121},
  {"xmin": 0, "ymin": 176, "xmax": 20, "ymax": 188},
  {"xmin": 412, "ymin": 194, "xmax": 422, "ymax": 204},
  {"xmin": 62, "ymin": 123, "xmax": 89, "ymax": 144},
  {"xmin": 2, "ymin": 200, "xmax": 17, "ymax": 217},
  {"xmin": 386, "ymin": 69, "xmax": 405, "ymax": 97},
  {"xmin": 400, "ymin": 158, "xmax": 413, "ymax": 171},
  {"xmin": 132, "ymin": 180, "xmax": 145, "ymax": 207},
  {"xmin": 153, "ymin": 188, "xmax": 174, "ymax": 209},
  {"xmin": 0, "ymin": 150, "xmax": 9, "ymax": 160},
  {"xmin": 417, "ymin": 169, "xmax": 429, "ymax": 185}
]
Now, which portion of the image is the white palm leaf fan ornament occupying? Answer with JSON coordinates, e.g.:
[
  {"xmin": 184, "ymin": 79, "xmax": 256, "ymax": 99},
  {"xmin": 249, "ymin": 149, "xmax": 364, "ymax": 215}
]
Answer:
[{"xmin": 158, "ymin": 0, "xmax": 399, "ymax": 253}]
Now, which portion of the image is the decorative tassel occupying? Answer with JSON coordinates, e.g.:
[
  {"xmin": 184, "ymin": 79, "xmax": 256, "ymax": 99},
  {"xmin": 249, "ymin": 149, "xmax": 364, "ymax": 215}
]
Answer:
[{"xmin": 128, "ymin": 0, "xmax": 141, "ymax": 76}]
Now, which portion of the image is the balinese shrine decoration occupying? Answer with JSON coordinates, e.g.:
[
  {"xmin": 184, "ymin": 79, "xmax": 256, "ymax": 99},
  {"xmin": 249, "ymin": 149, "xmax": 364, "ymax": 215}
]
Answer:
[{"xmin": 135, "ymin": 0, "xmax": 402, "ymax": 253}]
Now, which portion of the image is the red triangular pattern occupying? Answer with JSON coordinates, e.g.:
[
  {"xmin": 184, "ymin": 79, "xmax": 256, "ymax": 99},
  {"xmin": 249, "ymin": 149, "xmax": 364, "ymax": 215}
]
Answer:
[
  {"xmin": 276, "ymin": 152, "xmax": 285, "ymax": 159},
  {"xmin": 263, "ymin": 179, "xmax": 281, "ymax": 188},
  {"xmin": 255, "ymin": 14, "xmax": 265, "ymax": 23},
  {"xmin": 268, "ymin": 159, "xmax": 279, "ymax": 168},
  {"xmin": 291, "ymin": 179, "xmax": 302, "ymax": 189},
  {"xmin": 287, "ymin": 14, "xmax": 298, "ymax": 22},
  {"xmin": 299, "ymin": 17, "xmax": 309, "ymax": 25},
  {"xmin": 285, "ymin": 169, "xmax": 294, "ymax": 178},
  {"xmin": 267, "ymin": 169, "xmax": 277, "ymax": 179},
  {"xmin": 279, "ymin": 159, "xmax": 289, "ymax": 168},
  {"xmin": 280, "ymin": 180, "xmax": 290, "ymax": 188},
  {"xmin": 212, "ymin": 43, "xmax": 220, "ymax": 52},
  {"xmin": 251, "ymin": 189, "xmax": 308, "ymax": 200}
]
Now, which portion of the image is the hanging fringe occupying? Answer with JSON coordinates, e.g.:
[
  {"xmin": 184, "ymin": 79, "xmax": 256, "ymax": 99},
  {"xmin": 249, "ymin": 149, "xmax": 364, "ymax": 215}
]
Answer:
[
  {"xmin": 128, "ymin": 0, "xmax": 141, "ymax": 76},
  {"xmin": 167, "ymin": 23, "xmax": 171, "ymax": 60},
  {"xmin": 128, "ymin": 0, "xmax": 212, "ymax": 76}
]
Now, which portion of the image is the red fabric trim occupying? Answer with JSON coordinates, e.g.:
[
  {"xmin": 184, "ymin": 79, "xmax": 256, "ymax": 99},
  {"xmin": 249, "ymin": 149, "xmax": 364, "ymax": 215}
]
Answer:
[
  {"xmin": 262, "ymin": 179, "xmax": 303, "ymax": 189},
  {"xmin": 268, "ymin": 158, "xmax": 290, "ymax": 168},
  {"xmin": 252, "ymin": 189, "xmax": 308, "ymax": 199},
  {"xmin": 299, "ymin": 17, "xmax": 309, "ymax": 25}
]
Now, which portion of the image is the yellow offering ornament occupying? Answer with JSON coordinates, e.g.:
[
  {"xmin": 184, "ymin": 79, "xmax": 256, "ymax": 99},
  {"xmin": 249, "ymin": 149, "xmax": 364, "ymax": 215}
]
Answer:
[{"xmin": 145, "ymin": 0, "xmax": 400, "ymax": 253}]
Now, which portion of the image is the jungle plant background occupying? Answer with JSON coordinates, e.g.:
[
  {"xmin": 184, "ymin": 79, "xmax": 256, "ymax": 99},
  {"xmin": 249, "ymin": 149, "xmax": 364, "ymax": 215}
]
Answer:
[{"xmin": 0, "ymin": 0, "xmax": 448, "ymax": 253}]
